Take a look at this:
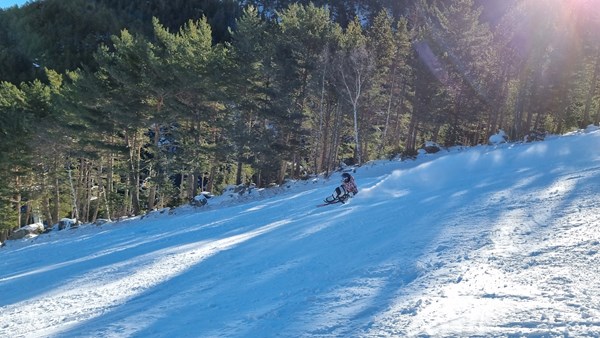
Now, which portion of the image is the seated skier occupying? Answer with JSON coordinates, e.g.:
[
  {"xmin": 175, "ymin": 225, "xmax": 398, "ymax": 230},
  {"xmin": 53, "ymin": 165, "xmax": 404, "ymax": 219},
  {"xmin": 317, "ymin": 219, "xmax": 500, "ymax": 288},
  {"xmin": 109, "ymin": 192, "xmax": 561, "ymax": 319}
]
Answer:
[{"xmin": 325, "ymin": 172, "xmax": 358, "ymax": 204}]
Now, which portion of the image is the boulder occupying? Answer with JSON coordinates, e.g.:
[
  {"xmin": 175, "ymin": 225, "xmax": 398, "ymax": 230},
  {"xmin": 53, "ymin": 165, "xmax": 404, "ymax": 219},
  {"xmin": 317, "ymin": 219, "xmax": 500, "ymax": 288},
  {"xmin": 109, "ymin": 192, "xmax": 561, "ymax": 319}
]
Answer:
[
  {"xmin": 8, "ymin": 223, "xmax": 44, "ymax": 240},
  {"xmin": 524, "ymin": 129, "xmax": 546, "ymax": 142},
  {"xmin": 58, "ymin": 218, "xmax": 77, "ymax": 230},
  {"xmin": 423, "ymin": 141, "xmax": 441, "ymax": 154},
  {"xmin": 94, "ymin": 218, "xmax": 111, "ymax": 226},
  {"xmin": 489, "ymin": 130, "xmax": 508, "ymax": 145}
]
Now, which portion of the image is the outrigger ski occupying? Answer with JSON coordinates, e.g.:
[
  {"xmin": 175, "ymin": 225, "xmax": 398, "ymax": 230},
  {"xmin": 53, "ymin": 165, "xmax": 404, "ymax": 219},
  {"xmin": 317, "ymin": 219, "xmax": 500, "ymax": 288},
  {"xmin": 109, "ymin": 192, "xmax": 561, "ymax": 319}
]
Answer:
[
  {"xmin": 316, "ymin": 199, "xmax": 346, "ymax": 207},
  {"xmin": 316, "ymin": 201, "xmax": 340, "ymax": 207}
]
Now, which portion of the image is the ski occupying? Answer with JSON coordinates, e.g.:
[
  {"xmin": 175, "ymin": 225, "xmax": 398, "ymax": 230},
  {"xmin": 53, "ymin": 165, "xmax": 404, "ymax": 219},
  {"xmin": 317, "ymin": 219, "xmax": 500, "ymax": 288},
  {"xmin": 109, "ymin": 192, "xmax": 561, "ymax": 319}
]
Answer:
[{"xmin": 316, "ymin": 200, "xmax": 343, "ymax": 207}]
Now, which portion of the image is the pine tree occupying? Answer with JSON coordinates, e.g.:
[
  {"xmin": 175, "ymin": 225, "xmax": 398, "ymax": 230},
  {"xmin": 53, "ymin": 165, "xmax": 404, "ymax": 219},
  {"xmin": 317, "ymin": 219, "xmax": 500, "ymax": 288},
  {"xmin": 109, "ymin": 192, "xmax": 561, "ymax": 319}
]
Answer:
[
  {"xmin": 228, "ymin": 6, "xmax": 277, "ymax": 186},
  {"xmin": 335, "ymin": 16, "xmax": 374, "ymax": 165},
  {"xmin": 366, "ymin": 10, "xmax": 396, "ymax": 157},
  {"xmin": 90, "ymin": 29, "xmax": 157, "ymax": 214},
  {"xmin": 272, "ymin": 3, "xmax": 337, "ymax": 179},
  {"xmin": 153, "ymin": 16, "xmax": 229, "ymax": 197},
  {"xmin": 428, "ymin": 0, "xmax": 495, "ymax": 146},
  {"xmin": 386, "ymin": 17, "xmax": 413, "ymax": 154},
  {"xmin": 0, "ymin": 81, "xmax": 28, "ymax": 230}
]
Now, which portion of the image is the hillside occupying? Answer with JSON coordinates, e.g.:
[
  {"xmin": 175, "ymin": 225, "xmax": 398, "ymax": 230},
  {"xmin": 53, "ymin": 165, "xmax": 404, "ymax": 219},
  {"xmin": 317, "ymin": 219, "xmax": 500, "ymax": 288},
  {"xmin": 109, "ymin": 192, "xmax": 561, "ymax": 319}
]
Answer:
[{"xmin": 1, "ymin": 128, "xmax": 600, "ymax": 337}]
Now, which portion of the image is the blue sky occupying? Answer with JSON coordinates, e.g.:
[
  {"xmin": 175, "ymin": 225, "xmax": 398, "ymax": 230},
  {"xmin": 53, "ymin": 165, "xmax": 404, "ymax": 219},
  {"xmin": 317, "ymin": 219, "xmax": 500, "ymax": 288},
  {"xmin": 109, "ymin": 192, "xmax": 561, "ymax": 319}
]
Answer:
[{"xmin": 0, "ymin": 0, "xmax": 29, "ymax": 9}]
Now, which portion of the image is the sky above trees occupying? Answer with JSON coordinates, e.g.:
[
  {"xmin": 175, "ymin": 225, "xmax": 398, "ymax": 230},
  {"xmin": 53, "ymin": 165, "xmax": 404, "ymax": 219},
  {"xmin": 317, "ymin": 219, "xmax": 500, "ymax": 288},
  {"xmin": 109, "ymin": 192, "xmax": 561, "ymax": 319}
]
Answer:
[{"xmin": 0, "ymin": 0, "xmax": 28, "ymax": 9}]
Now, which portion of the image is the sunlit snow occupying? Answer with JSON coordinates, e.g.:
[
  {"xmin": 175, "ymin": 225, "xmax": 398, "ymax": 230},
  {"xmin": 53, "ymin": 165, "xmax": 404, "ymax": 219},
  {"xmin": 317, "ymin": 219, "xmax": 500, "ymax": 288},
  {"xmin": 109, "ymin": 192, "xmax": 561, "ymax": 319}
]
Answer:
[{"xmin": 1, "ymin": 128, "xmax": 599, "ymax": 337}]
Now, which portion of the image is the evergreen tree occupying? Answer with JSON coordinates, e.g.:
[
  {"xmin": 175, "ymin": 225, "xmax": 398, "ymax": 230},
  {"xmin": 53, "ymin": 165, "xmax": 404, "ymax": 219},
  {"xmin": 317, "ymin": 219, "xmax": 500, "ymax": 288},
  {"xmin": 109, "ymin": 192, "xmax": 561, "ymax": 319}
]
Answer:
[
  {"xmin": 366, "ymin": 10, "xmax": 396, "ymax": 157},
  {"xmin": 0, "ymin": 81, "xmax": 28, "ymax": 230},
  {"xmin": 428, "ymin": 0, "xmax": 495, "ymax": 146},
  {"xmin": 335, "ymin": 16, "xmax": 373, "ymax": 165},
  {"xmin": 228, "ymin": 6, "xmax": 277, "ymax": 186},
  {"xmin": 386, "ymin": 17, "xmax": 413, "ymax": 154},
  {"xmin": 0, "ymin": 69, "xmax": 69, "ymax": 230},
  {"xmin": 153, "ymin": 16, "xmax": 228, "ymax": 197},
  {"xmin": 272, "ymin": 3, "xmax": 337, "ymax": 179},
  {"xmin": 91, "ymin": 29, "xmax": 157, "ymax": 214}
]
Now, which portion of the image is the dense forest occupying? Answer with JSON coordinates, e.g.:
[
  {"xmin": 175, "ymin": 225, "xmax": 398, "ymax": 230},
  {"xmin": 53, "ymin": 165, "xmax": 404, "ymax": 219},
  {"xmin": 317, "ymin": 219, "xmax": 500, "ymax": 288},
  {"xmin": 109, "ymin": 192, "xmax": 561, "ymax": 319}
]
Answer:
[{"xmin": 0, "ymin": 0, "xmax": 598, "ymax": 233}]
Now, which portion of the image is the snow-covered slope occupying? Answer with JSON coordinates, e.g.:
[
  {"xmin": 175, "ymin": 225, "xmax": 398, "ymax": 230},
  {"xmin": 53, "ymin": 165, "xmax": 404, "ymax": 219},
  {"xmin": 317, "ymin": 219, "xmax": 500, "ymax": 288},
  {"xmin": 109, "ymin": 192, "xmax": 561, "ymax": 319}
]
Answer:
[{"xmin": 1, "ymin": 129, "xmax": 600, "ymax": 337}]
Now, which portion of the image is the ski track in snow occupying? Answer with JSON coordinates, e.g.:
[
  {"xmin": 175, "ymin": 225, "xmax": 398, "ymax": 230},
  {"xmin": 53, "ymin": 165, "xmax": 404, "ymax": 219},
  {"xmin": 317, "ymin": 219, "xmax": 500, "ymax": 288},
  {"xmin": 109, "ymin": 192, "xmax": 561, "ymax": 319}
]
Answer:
[
  {"xmin": 364, "ymin": 152, "xmax": 600, "ymax": 337},
  {"xmin": 0, "ymin": 219, "xmax": 292, "ymax": 337},
  {"xmin": 1, "ymin": 130, "xmax": 600, "ymax": 337}
]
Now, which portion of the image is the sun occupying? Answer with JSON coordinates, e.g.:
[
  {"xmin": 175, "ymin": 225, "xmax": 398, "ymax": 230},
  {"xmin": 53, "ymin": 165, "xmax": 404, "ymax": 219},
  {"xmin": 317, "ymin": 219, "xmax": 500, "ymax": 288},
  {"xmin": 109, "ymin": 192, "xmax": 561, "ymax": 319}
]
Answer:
[
  {"xmin": 562, "ymin": 0, "xmax": 600, "ymax": 21},
  {"xmin": 560, "ymin": 0, "xmax": 600, "ymax": 41},
  {"xmin": 518, "ymin": 0, "xmax": 600, "ymax": 44}
]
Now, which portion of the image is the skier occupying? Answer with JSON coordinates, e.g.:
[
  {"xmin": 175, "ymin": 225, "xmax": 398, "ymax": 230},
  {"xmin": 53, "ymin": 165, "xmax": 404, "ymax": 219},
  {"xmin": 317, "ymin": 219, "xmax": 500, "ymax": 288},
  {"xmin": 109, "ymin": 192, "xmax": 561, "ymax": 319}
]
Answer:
[{"xmin": 324, "ymin": 172, "xmax": 358, "ymax": 204}]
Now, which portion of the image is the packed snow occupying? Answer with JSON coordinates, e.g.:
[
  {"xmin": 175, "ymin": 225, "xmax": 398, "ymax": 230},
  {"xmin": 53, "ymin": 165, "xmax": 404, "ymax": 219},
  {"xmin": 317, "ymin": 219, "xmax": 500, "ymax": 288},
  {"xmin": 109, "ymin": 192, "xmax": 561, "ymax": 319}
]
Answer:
[{"xmin": 1, "ymin": 128, "xmax": 600, "ymax": 337}]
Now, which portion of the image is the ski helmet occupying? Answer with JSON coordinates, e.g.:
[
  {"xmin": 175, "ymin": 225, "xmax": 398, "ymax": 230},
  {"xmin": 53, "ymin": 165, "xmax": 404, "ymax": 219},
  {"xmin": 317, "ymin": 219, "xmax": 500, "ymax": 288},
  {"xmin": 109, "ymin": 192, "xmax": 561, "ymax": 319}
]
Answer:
[{"xmin": 342, "ymin": 172, "xmax": 351, "ymax": 182}]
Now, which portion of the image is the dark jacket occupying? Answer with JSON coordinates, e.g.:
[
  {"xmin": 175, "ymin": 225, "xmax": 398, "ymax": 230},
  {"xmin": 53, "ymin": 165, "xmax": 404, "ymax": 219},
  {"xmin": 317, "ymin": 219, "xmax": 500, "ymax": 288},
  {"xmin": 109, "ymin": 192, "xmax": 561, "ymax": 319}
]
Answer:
[{"xmin": 342, "ymin": 175, "xmax": 358, "ymax": 194}]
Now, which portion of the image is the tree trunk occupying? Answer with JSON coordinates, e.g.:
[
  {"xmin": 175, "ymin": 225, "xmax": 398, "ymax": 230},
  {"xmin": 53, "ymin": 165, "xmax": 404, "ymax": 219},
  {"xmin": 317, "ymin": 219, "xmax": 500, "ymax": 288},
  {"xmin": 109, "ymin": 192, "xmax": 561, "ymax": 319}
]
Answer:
[
  {"xmin": 24, "ymin": 201, "xmax": 31, "ymax": 226},
  {"xmin": 235, "ymin": 158, "xmax": 243, "ymax": 185},
  {"xmin": 41, "ymin": 196, "xmax": 53, "ymax": 226},
  {"xmin": 107, "ymin": 142, "xmax": 114, "ymax": 193},
  {"xmin": 178, "ymin": 168, "xmax": 186, "ymax": 203},
  {"xmin": 524, "ymin": 76, "xmax": 539, "ymax": 135},
  {"xmin": 333, "ymin": 104, "xmax": 343, "ymax": 168},
  {"xmin": 54, "ymin": 174, "xmax": 60, "ymax": 223},
  {"xmin": 14, "ymin": 181, "xmax": 21, "ymax": 230},
  {"xmin": 392, "ymin": 80, "xmax": 408, "ymax": 149},
  {"xmin": 76, "ymin": 158, "xmax": 85, "ymax": 221},
  {"xmin": 595, "ymin": 100, "xmax": 600, "ymax": 125},
  {"xmin": 352, "ymin": 104, "xmax": 362, "ymax": 165},
  {"xmin": 378, "ymin": 67, "xmax": 397, "ymax": 158},
  {"xmin": 338, "ymin": 52, "xmax": 367, "ymax": 166},
  {"xmin": 314, "ymin": 65, "xmax": 327, "ymax": 174},
  {"xmin": 513, "ymin": 69, "xmax": 532, "ymax": 140},
  {"xmin": 40, "ymin": 170, "xmax": 54, "ymax": 225},
  {"xmin": 554, "ymin": 98, "xmax": 570, "ymax": 135},
  {"xmin": 128, "ymin": 132, "xmax": 141, "ymax": 215},
  {"xmin": 406, "ymin": 105, "xmax": 419, "ymax": 152},
  {"xmin": 190, "ymin": 171, "xmax": 198, "ymax": 196},
  {"xmin": 148, "ymin": 185, "xmax": 156, "ymax": 211},
  {"xmin": 320, "ymin": 103, "xmax": 332, "ymax": 175},
  {"xmin": 83, "ymin": 159, "xmax": 92, "ymax": 223},
  {"xmin": 124, "ymin": 187, "xmax": 131, "ymax": 217},
  {"xmin": 487, "ymin": 68, "xmax": 509, "ymax": 139},
  {"xmin": 133, "ymin": 138, "xmax": 141, "ymax": 214},
  {"xmin": 582, "ymin": 50, "xmax": 600, "ymax": 127},
  {"xmin": 96, "ymin": 163, "xmax": 110, "ymax": 221},
  {"xmin": 278, "ymin": 160, "xmax": 288, "ymax": 184},
  {"xmin": 67, "ymin": 162, "xmax": 78, "ymax": 220}
]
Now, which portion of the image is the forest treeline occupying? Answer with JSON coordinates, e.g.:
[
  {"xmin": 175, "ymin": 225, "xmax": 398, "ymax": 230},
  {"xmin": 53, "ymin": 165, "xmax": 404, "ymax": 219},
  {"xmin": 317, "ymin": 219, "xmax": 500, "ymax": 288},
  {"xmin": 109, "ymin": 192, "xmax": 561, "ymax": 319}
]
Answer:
[{"xmin": 0, "ymin": 0, "xmax": 598, "ymax": 231}]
